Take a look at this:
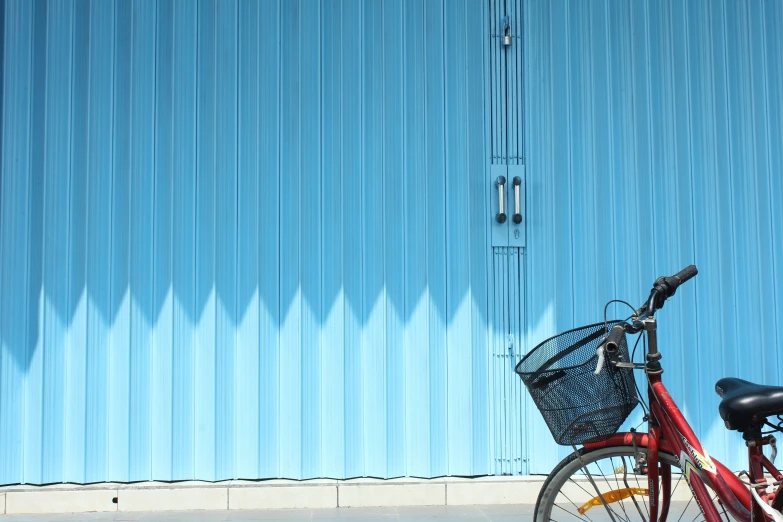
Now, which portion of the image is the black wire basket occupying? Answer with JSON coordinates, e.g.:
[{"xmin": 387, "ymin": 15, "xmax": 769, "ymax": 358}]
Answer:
[{"xmin": 515, "ymin": 321, "xmax": 638, "ymax": 446}]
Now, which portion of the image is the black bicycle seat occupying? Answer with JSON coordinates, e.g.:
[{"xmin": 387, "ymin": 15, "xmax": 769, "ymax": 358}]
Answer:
[{"xmin": 715, "ymin": 378, "xmax": 783, "ymax": 432}]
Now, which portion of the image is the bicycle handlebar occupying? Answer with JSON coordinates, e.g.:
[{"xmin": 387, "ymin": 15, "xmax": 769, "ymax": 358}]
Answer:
[
  {"xmin": 605, "ymin": 325, "xmax": 625, "ymax": 355},
  {"xmin": 599, "ymin": 265, "xmax": 698, "ymax": 373},
  {"xmin": 673, "ymin": 265, "xmax": 698, "ymax": 285},
  {"xmin": 638, "ymin": 265, "xmax": 698, "ymax": 317}
]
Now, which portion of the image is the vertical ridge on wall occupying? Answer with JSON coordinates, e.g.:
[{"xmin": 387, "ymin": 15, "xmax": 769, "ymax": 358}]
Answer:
[
  {"xmin": 0, "ymin": 0, "xmax": 4, "ymax": 211},
  {"xmin": 23, "ymin": 0, "xmax": 47, "ymax": 485},
  {"xmin": 467, "ymin": 0, "xmax": 490, "ymax": 475},
  {"xmin": 278, "ymin": 0, "xmax": 302, "ymax": 480},
  {"xmin": 489, "ymin": 0, "xmax": 524, "ymax": 165},
  {"xmin": 152, "ymin": 0, "xmax": 174, "ymax": 481},
  {"xmin": 235, "ymin": 0, "xmax": 261, "ymax": 481},
  {"xmin": 506, "ymin": 0, "xmax": 523, "ymax": 165},
  {"xmin": 525, "ymin": 0, "xmax": 783, "ymax": 474},
  {"xmin": 321, "ymin": 0, "xmax": 345, "ymax": 479},
  {"xmin": 257, "ymin": 0, "xmax": 281, "ymax": 479},
  {"xmin": 300, "ymin": 0, "xmax": 321, "ymax": 480},
  {"xmin": 763, "ymin": 0, "xmax": 783, "ymax": 383},
  {"xmin": 170, "ymin": 0, "xmax": 198, "ymax": 480},
  {"xmin": 490, "ymin": 248, "xmax": 525, "ymax": 476},
  {"xmin": 361, "ymin": 0, "xmax": 385, "ymax": 477},
  {"xmin": 39, "ymin": 0, "xmax": 73, "ymax": 483},
  {"xmin": 489, "ymin": 0, "xmax": 505, "ymax": 164},
  {"xmin": 403, "ymin": 0, "xmax": 427, "ymax": 478},
  {"xmin": 214, "ymin": 0, "xmax": 238, "ymax": 482},
  {"xmin": 341, "ymin": 0, "xmax": 363, "ymax": 479},
  {"xmin": 747, "ymin": 0, "xmax": 779, "ymax": 386},
  {"xmin": 107, "ymin": 0, "xmax": 131, "ymax": 481},
  {"xmin": 128, "ymin": 0, "xmax": 156, "ymax": 481},
  {"xmin": 194, "ymin": 0, "xmax": 217, "ymax": 481},
  {"xmin": 445, "ymin": 0, "xmax": 468, "ymax": 473},
  {"xmin": 83, "ymin": 0, "xmax": 114, "ymax": 483},
  {"xmin": 1, "ymin": 0, "xmax": 31, "ymax": 485},
  {"xmin": 63, "ymin": 0, "xmax": 88, "ymax": 483},
  {"xmin": 383, "ymin": 0, "xmax": 404, "ymax": 479},
  {"xmin": 423, "ymin": 0, "xmax": 448, "ymax": 477}
]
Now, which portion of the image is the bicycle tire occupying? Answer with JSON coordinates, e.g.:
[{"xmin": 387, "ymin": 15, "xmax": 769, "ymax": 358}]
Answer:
[{"xmin": 534, "ymin": 445, "xmax": 729, "ymax": 522}]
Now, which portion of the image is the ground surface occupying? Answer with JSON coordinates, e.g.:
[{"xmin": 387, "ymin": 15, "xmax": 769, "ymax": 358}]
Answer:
[{"xmin": 0, "ymin": 505, "xmax": 535, "ymax": 522}]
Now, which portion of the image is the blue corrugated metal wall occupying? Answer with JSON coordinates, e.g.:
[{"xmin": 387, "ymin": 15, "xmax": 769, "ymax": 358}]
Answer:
[
  {"xmin": 524, "ymin": 0, "xmax": 783, "ymax": 474},
  {"xmin": 0, "ymin": 0, "xmax": 490, "ymax": 485},
  {"xmin": 3, "ymin": 0, "xmax": 781, "ymax": 485}
]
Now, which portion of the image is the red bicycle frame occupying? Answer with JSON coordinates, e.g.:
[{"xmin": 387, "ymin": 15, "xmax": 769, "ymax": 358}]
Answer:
[
  {"xmin": 574, "ymin": 268, "xmax": 783, "ymax": 522},
  {"xmin": 586, "ymin": 373, "xmax": 782, "ymax": 522}
]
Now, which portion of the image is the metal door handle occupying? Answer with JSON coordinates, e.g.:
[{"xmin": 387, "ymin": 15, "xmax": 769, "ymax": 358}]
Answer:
[
  {"xmin": 496, "ymin": 176, "xmax": 507, "ymax": 223},
  {"xmin": 512, "ymin": 176, "xmax": 522, "ymax": 224}
]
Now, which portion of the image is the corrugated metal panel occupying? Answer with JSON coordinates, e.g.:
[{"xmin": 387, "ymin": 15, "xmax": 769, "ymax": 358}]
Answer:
[
  {"xmin": 0, "ymin": 0, "xmax": 490, "ymax": 484},
  {"xmin": 524, "ymin": 0, "xmax": 783, "ymax": 474},
  {"xmin": 506, "ymin": 0, "xmax": 523, "ymax": 165},
  {"xmin": 490, "ymin": 248, "xmax": 527, "ymax": 475},
  {"xmin": 487, "ymin": 0, "xmax": 527, "ymax": 477},
  {"xmin": 489, "ymin": 0, "xmax": 524, "ymax": 165},
  {"xmin": 489, "ymin": 0, "xmax": 506, "ymax": 164}
]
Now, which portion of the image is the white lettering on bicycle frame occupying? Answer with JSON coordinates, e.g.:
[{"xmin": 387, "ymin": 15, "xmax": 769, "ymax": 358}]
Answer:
[
  {"xmin": 679, "ymin": 451, "xmax": 704, "ymax": 483},
  {"xmin": 681, "ymin": 436, "xmax": 718, "ymax": 475},
  {"xmin": 678, "ymin": 451, "xmax": 710, "ymax": 516}
]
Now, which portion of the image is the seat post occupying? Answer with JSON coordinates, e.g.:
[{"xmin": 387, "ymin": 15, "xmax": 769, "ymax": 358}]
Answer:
[
  {"xmin": 748, "ymin": 437, "xmax": 771, "ymax": 522},
  {"xmin": 743, "ymin": 426, "xmax": 763, "ymax": 442}
]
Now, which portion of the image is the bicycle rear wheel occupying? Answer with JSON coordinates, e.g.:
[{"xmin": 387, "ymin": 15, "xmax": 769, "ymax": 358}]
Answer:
[{"xmin": 535, "ymin": 445, "xmax": 729, "ymax": 522}]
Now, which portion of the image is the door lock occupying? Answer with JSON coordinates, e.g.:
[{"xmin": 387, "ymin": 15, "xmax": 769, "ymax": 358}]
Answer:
[{"xmin": 502, "ymin": 17, "xmax": 512, "ymax": 46}]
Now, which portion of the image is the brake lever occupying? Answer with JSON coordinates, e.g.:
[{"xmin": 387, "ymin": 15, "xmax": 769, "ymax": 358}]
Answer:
[
  {"xmin": 596, "ymin": 346, "xmax": 643, "ymax": 371},
  {"xmin": 614, "ymin": 362, "xmax": 646, "ymax": 369},
  {"xmin": 594, "ymin": 345, "xmax": 606, "ymax": 375}
]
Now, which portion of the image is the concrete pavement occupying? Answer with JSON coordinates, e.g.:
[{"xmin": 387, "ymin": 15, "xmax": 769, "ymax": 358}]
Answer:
[{"xmin": 0, "ymin": 504, "xmax": 535, "ymax": 522}]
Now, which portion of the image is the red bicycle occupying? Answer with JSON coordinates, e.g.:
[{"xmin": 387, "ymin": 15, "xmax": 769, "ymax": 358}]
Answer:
[{"xmin": 517, "ymin": 266, "xmax": 783, "ymax": 522}]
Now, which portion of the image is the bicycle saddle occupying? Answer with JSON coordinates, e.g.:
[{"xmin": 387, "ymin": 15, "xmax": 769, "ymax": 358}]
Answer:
[{"xmin": 715, "ymin": 377, "xmax": 783, "ymax": 431}]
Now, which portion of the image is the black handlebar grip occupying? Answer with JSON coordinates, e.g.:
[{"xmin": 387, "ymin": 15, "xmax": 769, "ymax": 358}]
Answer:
[
  {"xmin": 673, "ymin": 265, "xmax": 698, "ymax": 285},
  {"xmin": 605, "ymin": 324, "xmax": 625, "ymax": 355},
  {"xmin": 649, "ymin": 265, "xmax": 699, "ymax": 313}
]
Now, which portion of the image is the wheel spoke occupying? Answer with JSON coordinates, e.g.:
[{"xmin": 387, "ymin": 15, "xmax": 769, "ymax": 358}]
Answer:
[
  {"xmin": 594, "ymin": 458, "xmax": 631, "ymax": 522},
  {"xmin": 720, "ymin": 501, "xmax": 729, "ymax": 522},
  {"xmin": 710, "ymin": 491, "xmax": 730, "ymax": 522},
  {"xmin": 671, "ymin": 473, "xmax": 684, "ymax": 496},
  {"xmin": 553, "ymin": 500, "xmax": 595, "ymax": 522},
  {"xmin": 675, "ymin": 494, "xmax": 694, "ymax": 522},
  {"xmin": 621, "ymin": 455, "xmax": 647, "ymax": 520},
  {"xmin": 560, "ymin": 483, "xmax": 599, "ymax": 522},
  {"xmin": 568, "ymin": 477, "xmax": 600, "ymax": 498},
  {"xmin": 633, "ymin": 466, "xmax": 649, "ymax": 517}
]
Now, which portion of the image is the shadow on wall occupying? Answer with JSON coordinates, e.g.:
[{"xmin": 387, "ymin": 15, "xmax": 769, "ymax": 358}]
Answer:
[
  {"xmin": 0, "ymin": 0, "xmax": 484, "ymax": 373},
  {"xmin": 0, "ymin": 0, "xmax": 491, "ymax": 485}
]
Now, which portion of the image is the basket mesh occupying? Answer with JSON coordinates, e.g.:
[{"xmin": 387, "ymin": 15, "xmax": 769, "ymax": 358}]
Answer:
[{"xmin": 515, "ymin": 321, "xmax": 638, "ymax": 445}]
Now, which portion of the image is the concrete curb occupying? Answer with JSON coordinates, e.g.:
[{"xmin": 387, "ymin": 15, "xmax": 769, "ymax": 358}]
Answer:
[{"xmin": 0, "ymin": 476, "xmax": 547, "ymax": 514}]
